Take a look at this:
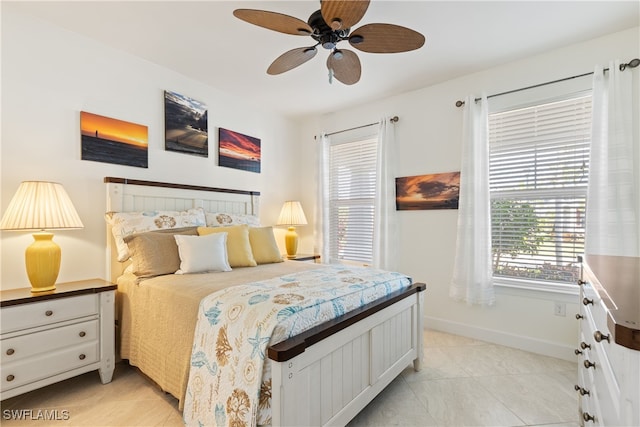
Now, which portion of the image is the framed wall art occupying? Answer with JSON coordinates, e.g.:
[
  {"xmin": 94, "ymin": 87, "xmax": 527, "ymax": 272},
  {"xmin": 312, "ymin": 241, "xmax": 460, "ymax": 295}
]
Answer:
[
  {"xmin": 218, "ymin": 127, "xmax": 261, "ymax": 173},
  {"xmin": 80, "ymin": 111, "xmax": 148, "ymax": 168},
  {"xmin": 396, "ymin": 171, "xmax": 460, "ymax": 210},
  {"xmin": 164, "ymin": 90, "xmax": 208, "ymax": 157}
]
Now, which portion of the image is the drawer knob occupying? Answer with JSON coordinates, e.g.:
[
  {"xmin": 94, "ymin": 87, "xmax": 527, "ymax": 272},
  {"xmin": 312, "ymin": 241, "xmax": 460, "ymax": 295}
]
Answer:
[
  {"xmin": 79, "ymin": 354, "xmax": 86, "ymax": 360},
  {"xmin": 574, "ymin": 349, "xmax": 583, "ymax": 355},
  {"xmin": 574, "ymin": 385, "xmax": 590, "ymax": 396},
  {"xmin": 582, "ymin": 297, "xmax": 593, "ymax": 306},
  {"xmin": 575, "ymin": 314, "xmax": 584, "ymax": 320},
  {"xmin": 577, "ymin": 279, "xmax": 587, "ymax": 286},
  {"xmin": 584, "ymin": 359, "xmax": 596, "ymax": 369},
  {"xmin": 6, "ymin": 374, "xmax": 15, "ymax": 382},
  {"xmin": 583, "ymin": 412, "xmax": 596, "ymax": 423},
  {"xmin": 6, "ymin": 348, "xmax": 15, "ymax": 356},
  {"xmin": 79, "ymin": 331, "xmax": 86, "ymax": 338},
  {"xmin": 594, "ymin": 330, "xmax": 610, "ymax": 343},
  {"xmin": 45, "ymin": 310, "xmax": 53, "ymax": 316},
  {"xmin": 580, "ymin": 342, "xmax": 591, "ymax": 350}
]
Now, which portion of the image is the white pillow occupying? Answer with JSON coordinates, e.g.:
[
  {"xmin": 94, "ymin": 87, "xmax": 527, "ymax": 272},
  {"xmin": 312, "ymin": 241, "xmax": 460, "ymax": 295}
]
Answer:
[
  {"xmin": 106, "ymin": 208, "xmax": 206, "ymax": 262},
  {"xmin": 174, "ymin": 233, "xmax": 232, "ymax": 274}
]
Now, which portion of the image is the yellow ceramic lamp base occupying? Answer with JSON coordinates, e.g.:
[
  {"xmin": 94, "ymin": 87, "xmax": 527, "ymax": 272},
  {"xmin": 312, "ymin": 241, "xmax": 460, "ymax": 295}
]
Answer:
[
  {"xmin": 284, "ymin": 226, "xmax": 299, "ymax": 259},
  {"xmin": 25, "ymin": 232, "xmax": 60, "ymax": 292}
]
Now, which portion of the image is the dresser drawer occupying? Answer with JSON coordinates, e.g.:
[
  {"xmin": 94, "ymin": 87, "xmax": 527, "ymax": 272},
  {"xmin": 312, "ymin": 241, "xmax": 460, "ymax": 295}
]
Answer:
[
  {"xmin": 0, "ymin": 294, "xmax": 98, "ymax": 334},
  {"xmin": 1, "ymin": 341, "xmax": 99, "ymax": 392},
  {"xmin": 1, "ymin": 319, "xmax": 98, "ymax": 364}
]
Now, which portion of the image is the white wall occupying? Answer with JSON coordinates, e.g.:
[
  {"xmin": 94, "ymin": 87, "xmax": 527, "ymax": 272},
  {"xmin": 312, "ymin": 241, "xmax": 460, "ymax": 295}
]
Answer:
[
  {"xmin": 298, "ymin": 26, "xmax": 640, "ymax": 360},
  {"xmin": 0, "ymin": 8, "xmax": 305, "ymax": 289}
]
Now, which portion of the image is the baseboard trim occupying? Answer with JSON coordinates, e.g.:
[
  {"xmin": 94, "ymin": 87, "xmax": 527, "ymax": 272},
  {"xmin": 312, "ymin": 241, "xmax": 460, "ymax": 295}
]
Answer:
[{"xmin": 425, "ymin": 316, "xmax": 576, "ymax": 362}]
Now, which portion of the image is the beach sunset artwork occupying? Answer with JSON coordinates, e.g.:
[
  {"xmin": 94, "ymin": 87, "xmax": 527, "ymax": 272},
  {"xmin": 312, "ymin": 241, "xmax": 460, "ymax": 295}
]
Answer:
[
  {"xmin": 396, "ymin": 171, "xmax": 460, "ymax": 210},
  {"xmin": 218, "ymin": 128, "xmax": 261, "ymax": 173},
  {"xmin": 80, "ymin": 111, "xmax": 148, "ymax": 168},
  {"xmin": 165, "ymin": 90, "xmax": 208, "ymax": 157}
]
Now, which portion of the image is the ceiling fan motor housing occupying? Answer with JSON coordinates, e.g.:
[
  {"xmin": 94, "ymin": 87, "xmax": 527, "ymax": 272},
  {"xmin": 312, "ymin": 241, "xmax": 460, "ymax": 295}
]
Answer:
[{"xmin": 308, "ymin": 9, "xmax": 350, "ymax": 50}]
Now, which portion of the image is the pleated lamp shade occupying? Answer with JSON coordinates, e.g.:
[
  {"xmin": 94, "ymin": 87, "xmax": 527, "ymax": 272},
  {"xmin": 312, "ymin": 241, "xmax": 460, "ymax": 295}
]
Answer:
[{"xmin": 0, "ymin": 181, "xmax": 84, "ymax": 292}]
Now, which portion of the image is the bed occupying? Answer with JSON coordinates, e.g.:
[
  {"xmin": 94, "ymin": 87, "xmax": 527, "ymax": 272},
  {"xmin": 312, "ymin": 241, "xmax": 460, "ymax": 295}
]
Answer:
[{"xmin": 104, "ymin": 176, "xmax": 425, "ymax": 427}]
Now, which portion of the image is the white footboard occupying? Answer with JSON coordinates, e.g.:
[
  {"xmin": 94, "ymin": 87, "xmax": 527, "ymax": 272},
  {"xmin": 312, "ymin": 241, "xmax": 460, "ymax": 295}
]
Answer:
[{"xmin": 269, "ymin": 284, "xmax": 425, "ymax": 426}]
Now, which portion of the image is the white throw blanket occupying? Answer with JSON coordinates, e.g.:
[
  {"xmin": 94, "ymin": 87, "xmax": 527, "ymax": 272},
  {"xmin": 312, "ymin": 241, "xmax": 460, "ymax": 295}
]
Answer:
[{"xmin": 183, "ymin": 265, "xmax": 411, "ymax": 427}]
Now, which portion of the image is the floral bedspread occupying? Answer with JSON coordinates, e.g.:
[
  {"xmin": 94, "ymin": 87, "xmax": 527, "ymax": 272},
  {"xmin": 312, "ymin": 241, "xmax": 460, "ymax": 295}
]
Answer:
[{"xmin": 182, "ymin": 265, "xmax": 412, "ymax": 427}]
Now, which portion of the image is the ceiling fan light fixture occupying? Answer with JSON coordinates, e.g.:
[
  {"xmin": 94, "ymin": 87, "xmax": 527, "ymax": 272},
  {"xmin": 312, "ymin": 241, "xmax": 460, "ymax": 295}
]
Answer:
[
  {"xmin": 304, "ymin": 47, "xmax": 317, "ymax": 56},
  {"xmin": 349, "ymin": 34, "xmax": 364, "ymax": 44},
  {"xmin": 332, "ymin": 50, "xmax": 344, "ymax": 60},
  {"xmin": 330, "ymin": 18, "xmax": 342, "ymax": 30}
]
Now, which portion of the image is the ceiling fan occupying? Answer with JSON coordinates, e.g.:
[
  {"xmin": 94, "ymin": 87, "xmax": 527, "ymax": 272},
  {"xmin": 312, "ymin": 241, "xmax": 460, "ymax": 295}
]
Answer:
[{"xmin": 233, "ymin": 0, "xmax": 425, "ymax": 85}]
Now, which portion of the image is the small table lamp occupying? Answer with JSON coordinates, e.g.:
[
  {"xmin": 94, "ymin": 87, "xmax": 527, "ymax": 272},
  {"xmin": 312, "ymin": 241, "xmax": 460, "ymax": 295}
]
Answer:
[
  {"xmin": 0, "ymin": 181, "xmax": 84, "ymax": 292},
  {"xmin": 276, "ymin": 201, "xmax": 308, "ymax": 259}
]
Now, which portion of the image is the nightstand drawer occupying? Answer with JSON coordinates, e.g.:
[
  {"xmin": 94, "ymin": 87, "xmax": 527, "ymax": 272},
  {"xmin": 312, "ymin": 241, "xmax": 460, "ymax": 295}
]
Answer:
[
  {"xmin": 0, "ymin": 294, "xmax": 97, "ymax": 334},
  {"xmin": 1, "ymin": 341, "xmax": 99, "ymax": 392},
  {"xmin": 1, "ymin": 319, "xmax": 98, "ymax": 363}
]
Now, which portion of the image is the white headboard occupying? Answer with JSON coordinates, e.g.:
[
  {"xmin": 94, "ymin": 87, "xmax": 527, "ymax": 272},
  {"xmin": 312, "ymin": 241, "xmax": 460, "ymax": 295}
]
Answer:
[{"xmin": 104, "ymin": 177, "xmax": 260, "ymax": 281}]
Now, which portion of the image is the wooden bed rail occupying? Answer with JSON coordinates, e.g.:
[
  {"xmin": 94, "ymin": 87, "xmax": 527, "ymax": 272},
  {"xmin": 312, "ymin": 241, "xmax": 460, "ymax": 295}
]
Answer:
[
  {"xmin": 104, "ymin": 176, "xmax": 260, "ymax": 196},
  {"xmin": 268, "ymin": 283, "xmax": 426, "ymax": 362}
]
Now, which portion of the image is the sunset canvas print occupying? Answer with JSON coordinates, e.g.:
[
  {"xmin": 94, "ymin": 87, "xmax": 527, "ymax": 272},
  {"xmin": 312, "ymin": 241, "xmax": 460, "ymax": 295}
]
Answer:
[
  {"xmin": 396, "ymin": 171, "xmax": 460, "ymax": 210},
  {"xmin": 80, "ymin": 111, "xmax": 148, "ymax": 168},
  {"xmin": 218, "ymin": 128, "xmax": 261, "ymax": 173},
  {"xmin": 164, "ymin": 90, "xmax": 208, "ymax": 157}
]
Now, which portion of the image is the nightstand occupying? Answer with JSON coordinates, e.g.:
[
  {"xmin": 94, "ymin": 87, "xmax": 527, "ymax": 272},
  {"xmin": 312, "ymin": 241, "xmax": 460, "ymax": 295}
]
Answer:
[
  {"xmin": 0, "ymin": 279, "xmax": 117, "ymax": 400},
  {"xmin": 288, "ymin": 254, "xmax": 320, "ymax": 263}
]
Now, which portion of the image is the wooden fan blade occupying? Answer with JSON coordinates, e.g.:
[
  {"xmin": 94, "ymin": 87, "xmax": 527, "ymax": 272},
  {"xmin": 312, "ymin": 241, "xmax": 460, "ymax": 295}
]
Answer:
[
  {"xmin": 321, "ymin": 0, "xmax": 370, "ymax": 30},
  {"xmin": 268, "ymin": 47, "xmax": 318, "ymax": 75},
  {"xmin": 349, "ymin": 23, "xmax": 425, "ymax": 53},
  {"xmin": 233, "ymin": 9, "xmax": 312, "ymax": 35},
  {"xmin": 327, "ymin": 49, "xmax": 361, "ymax": 85}
]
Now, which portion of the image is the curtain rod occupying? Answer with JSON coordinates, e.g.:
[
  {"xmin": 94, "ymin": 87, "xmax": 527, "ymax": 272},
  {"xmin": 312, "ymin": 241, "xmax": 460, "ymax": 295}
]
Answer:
[
  {"xmin": 319, "ymin": 115, "xmax": 399, "ymax": 138},
  {"xmin": 455, "ymin": 58, "xmax": 640, "ymax": 107}
]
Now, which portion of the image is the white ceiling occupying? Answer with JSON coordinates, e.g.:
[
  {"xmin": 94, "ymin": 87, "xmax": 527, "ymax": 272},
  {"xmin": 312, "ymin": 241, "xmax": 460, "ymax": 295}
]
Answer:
[{"xmin": 6, "ymin": 1, "xmax": 639, "ymax": 118}]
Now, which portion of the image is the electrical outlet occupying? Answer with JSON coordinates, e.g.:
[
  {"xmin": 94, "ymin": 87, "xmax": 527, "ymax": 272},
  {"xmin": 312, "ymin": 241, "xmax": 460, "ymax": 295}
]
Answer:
[{"xmin": 554, "ymin": 302, "xmax": 566, "ymax": 317}]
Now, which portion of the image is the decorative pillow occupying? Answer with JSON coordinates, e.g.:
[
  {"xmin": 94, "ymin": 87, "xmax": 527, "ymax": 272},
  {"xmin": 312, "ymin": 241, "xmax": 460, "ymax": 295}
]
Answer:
[
  {"xmin": 106, "ymin": 208, "xmax": 206, "ymax": 262},
  {"xmin": 123, "ymin": 227, "xmax": 198, "ymax": 278},
  {"xmin": 249, "ymin": 226, "xmax": 283, "ymax": 264},
  {"xmin": 197, "ymin": 225, "xmax": 257, "ymax": 267},
  {"xmin": 205, "ymin": 212, "xmax": 260, "ymax": 227},
  {"xmin": 174, "ymin": 233, "xmax": 232, "ymax": 274}
]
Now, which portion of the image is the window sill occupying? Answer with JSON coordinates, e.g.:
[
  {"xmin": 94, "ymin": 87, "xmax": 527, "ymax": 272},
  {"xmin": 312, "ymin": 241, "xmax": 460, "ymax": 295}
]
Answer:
[{"xmin": 493, "ymin": 277, "xmax": 579, "ymax": 302}]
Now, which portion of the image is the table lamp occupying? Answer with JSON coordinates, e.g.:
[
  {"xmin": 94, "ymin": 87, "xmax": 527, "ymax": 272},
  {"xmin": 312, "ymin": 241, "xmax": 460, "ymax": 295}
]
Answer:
[
  {"xmin": 276, "ymin": 201, "xmax": 308, "ymax": 258},
  {"xmin": 0, "ymin": 181, "xmax": 84, "ymax": 292}
]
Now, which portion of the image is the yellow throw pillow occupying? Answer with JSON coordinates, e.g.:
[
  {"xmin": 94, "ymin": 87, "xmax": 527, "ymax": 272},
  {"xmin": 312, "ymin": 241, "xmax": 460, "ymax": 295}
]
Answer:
[
  {"xmin": 198, "ymin": 225, "xmax": 257, "ymax": 267},
  {"xmin": 249, "ymin": 226, "xmax": 284, "ymax": 264}
]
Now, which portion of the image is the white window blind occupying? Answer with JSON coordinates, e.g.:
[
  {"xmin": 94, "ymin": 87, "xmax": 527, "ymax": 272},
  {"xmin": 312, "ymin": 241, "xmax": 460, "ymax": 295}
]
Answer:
[
  {"xmin": 489, "ymin": 94, "xmax": 591, "ymax": 284},
  {"xmin": 329, "ymin": 137, "xmax": 377, "ymax": 264}
]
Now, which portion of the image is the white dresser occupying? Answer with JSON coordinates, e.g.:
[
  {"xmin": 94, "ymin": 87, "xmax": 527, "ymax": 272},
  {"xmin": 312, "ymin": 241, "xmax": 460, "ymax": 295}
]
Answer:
[
  {"xmin": 576, "ymin": 256, "xmax": 640, "ymax": 426},
  {"xmin": 0, "ymin": 279, "xmax": 116, "ymax": 400}
]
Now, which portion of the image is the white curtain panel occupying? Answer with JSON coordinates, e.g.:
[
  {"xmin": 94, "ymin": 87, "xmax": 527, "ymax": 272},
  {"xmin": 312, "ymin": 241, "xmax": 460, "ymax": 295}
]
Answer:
[
  {"xmin": 316, "ymin": 133, "xmax": 331, "ymax": 263},
  {"xmin": 373, "ymin": 117, "xmax": 398, "ymax": 270},
  {"xmin": 450, "ymin": 95, "xmax": 495, "ymax": 305},
  {"xmin": 586, "ymin": 61, "xmax": 639, "ymax": 257}
]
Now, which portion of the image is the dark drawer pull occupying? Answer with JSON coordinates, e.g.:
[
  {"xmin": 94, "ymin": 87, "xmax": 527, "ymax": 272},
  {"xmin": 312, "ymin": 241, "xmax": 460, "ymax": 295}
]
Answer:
[
  {"xmin": 79, "ymin": 354, "xmax": 86, "ymax": 360},
  {"xmin": 582, "ymin": 297, "xmax": 593, "ymax": 306},
  {"xmin": 580, "ymin": 342, "xmax": 591, "ymax": 350},
  {"xmin": 577, "ymin": 279, "xmax": 587, "ymax": 286},
  {"xmin": 576, "ymin": 314, "xmax": 584, "ymax": 320},
  {"xmin": 583, "ymin": 412, "xmax": 596, "ymax": 422},
  {"xmin": 584, "ymin": 360, "xmax": 596, "ymax": 369},
  {"xmin": 45, "ymin": 310, "xmax": 53, "ymax": 316},
  {"xmin": 574, "ymin": 385, "xmax": 590, "ymax": 396},
  {"xmin": 6, "ymin": 374, "xmax": 15, "ymax": 382},
  {"xmin": 574, "ymin": 349, "xmax": 582, "ymax": 355},
  {"xmin": 79, "ymin": 331, "xmax": 86, "ymax": 338},
  {"xmin": 594, "ymin": 330, "xmax": 610, "ymax": 343},
  {"xmin": 6, "ymin": 348, "xmax": 15, "ymax": 356}
]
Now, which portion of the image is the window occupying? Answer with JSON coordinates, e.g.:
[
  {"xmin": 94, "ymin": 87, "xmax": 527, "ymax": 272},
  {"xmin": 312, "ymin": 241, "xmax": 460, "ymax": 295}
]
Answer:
[
  {"xmin": 489, "ymin": 94, "xmax": 591, "ymax": 285},
  {"xmin": 328, "ymin": 137, "xmax": 377, "ymax": 264}
]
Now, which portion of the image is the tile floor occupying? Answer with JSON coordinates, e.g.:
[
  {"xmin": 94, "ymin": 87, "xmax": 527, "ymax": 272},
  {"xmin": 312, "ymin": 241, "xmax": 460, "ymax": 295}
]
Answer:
[{"xmin": 1, "ymin": 330, "xmax": 579, "ymax": 426}]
